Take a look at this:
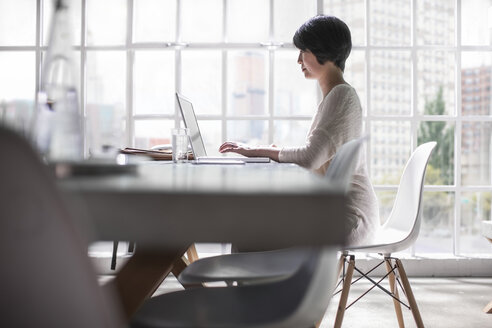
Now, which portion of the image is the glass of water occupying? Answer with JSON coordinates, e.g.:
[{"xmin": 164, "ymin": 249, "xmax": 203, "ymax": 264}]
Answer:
[{"xmin": 172, "ymin": 127, "xmax": 189, "ymax": 163}]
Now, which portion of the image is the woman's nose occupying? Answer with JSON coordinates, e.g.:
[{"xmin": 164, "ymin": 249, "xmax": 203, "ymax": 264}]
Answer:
[{"xmin": 297, "ymin": 52, "xmax": 302, "ymax": 64}]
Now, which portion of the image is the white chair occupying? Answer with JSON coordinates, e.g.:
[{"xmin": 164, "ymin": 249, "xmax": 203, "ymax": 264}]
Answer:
[
  {"xmin": 333, "ymin": 141, "xmax": 436, "ymax": 328},
  {"xmin": 178, "ymin": 136, "xmax": 368, "ymax": 286}
]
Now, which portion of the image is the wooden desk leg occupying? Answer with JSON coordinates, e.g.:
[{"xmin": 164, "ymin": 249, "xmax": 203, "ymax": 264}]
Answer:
[
  {"xmin": 172, "ymin": 256, "xmax": 204, "ymax": 289},
  {"xmin": 484, "ymin": 300, "xmax": 492, "ymax": 313},
  {"xmin": 107, "ymin": 245, "xmax": 188, "ymax": 321},
  {"xmin": 186, "ymin": 244, "xmax": 199, "ymax": 263}
]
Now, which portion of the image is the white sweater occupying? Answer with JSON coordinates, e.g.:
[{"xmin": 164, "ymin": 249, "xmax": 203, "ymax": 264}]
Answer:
[{"xmin": 278, "ymin": 84, "xmax": 379, "ymax": 246}]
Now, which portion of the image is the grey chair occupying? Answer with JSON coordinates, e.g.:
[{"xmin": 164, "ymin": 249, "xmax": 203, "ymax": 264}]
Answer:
[
  {"xmin": 132, "ymin": 247, "xmax": 338, "ymax": 328},
  {"xmin": 178, "ymin": 136, "xmax": 368, "ymax": 287},
  {"xmin": 0, "ymin": 124, "xmax": 339, "ymax": 328},
  {"xmin": 0, "ymin": 125, "xmax": 125, "ymax": 327}
]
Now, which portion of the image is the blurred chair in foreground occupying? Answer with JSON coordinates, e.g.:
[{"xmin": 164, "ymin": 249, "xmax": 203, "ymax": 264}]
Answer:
[{"xmin": 0, "ymin": 125, "xmax": 125, "ymax": 327}]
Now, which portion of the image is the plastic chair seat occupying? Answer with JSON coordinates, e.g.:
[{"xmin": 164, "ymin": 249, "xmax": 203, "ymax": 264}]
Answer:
[
  {"xmin": 345, "ymin": 227, "xmax": 410, "ymax": 254},
  {"xmin": 133, "ymin": 248, "xmax": 338, "ymax": 328},
  {"xmin": 180, "ymin": 248, "xmax": 311, "ymax": 285}
]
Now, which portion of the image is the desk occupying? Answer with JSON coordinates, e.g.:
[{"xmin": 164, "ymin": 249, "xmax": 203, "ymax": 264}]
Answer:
[{"xmin": 59, "ymin": 162, "xmax": 348, "ymax": 319}]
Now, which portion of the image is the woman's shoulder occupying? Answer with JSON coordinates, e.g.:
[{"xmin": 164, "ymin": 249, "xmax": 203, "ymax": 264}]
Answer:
[
  {"xmin": 330, "ymin": 83, "xmax": 356, "ymax": 97},
  {"xmin": 322, "ymin": 83, "xmax": 359, "ymax": 105}
]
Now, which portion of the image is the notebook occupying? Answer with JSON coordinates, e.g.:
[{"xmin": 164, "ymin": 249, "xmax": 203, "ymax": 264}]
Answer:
[{"xmin": 175, "ymin": 92, "xmax": 271, "ymax": 164}]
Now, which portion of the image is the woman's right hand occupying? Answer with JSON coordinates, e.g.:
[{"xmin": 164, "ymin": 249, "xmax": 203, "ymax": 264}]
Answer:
[
  {"xmin": 219, "ymin": 142, "xmax": 280, "ymax": 161},
  {"xmin": 219, "ymin": 142, "xmax": 257, "ymax": 157}
]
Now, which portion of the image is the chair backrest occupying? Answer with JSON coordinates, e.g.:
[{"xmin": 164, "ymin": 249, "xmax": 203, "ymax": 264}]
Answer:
[
  {"xmin": 288, "ymin": 247, "xmax": 338, "ymax": 327},
  {"xmin": 380, "ymin": 141, "xmax": 437, "ymax": 252},
  {"xmin": 324, "ymin": 135, "xmax": 368, "ymax": 192},
  {"xmin": 0, "ymin": 126, "xmax": 123, "ymax": 327}
]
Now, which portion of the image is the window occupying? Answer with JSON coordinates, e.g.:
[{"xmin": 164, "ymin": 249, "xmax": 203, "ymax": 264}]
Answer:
[{"xmin": 1, "ymin": 0, "xmax": 491, "ymax": 256}]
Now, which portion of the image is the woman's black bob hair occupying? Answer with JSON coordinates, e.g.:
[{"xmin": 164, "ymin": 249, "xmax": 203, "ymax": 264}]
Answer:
[{"xmin": 293, "ymin": 15, "xmax": 352, "ymax": 72}]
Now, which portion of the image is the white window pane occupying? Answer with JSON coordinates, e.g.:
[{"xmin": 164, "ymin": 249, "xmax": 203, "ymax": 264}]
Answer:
[
  {"xmin": 182, "ymin": 50, "xmax": 222, "ymax": 115},
  {"xmin": 134, "ymin": 50, "xmax": 175, "ymax": 115},
  {"xmin": 416, "ymin": 192, "xmax": 454, "ymax": 254},
  {"xmin": 86, "ymin": 51, "xmax": 126, "ymax": 108},
  {"xmin": 273, "ymin": 120, "xmax": 310, "ymax": 147},
  {"xmin": 227, "ymin": 0, "xmax": 269, "ymax": 42},
  {"xmin": 370, "ymin": 121, "xmax": 411, "ymax": 184},
  {"xmin": 370, "ymin": 51, "xmax": 411, "ymax": 115},
  {"xmin": 375, "ymin": 190, "xmax": 396, "ymax": 225},
  {"xmin": 369, "ymin": 0, "xmax": 411, "ymax": 46},
  {"xmin": 344, "ymin": 50, "xmax": 366, "ymax": 114},
  {"xmin": 0, "ymin": 52, "xmax": 35, "ymax": 135},
  {"xmin": 461, "ymin": 122, "xmax": 492, "ymax": 185},
  {"xmin": 324, "ymin": 0, "xmax": 366, "ymax": 46},
  {"xmin": 227, "ymin": 120, "xmax": 268, "ymax": 144},
  {"xmin": 0, "ymin": 0, "xmax": 36, "ymax": 46},
  {"xmin": 417, "ymin": 51, "xmax": 455, "ymax": 115},
  {"xmin": 418, "ymin": 122, "xmax": 455, "ymax": 185},
  {"xmin": 461, "ymin": 192, "xmax": 492, "ymax": 255},
  {"xmin": 133, "ymin": 0, "xmax": 176, "ymax": 43},
  {"xmin": 462, "ymin": 0, "xmax": 492, "ymax": 46},
  {"xmin": 134, "ymin": 119, "xmax": 173, "ymax": 149},
  {"xmin": 197, "ymin": 120, "xmax": 221, "ymax": 156},
  {"xmin": 416, "ymin": 0, "xmax": 455, "ymax": 45},
  {"xmin": 181, "ymin": 0, "xmax": 222, "ymax": 42},
  {"xmin": 86, "ymin": 0, "xmax": 127, "ymax": 45},
  {"xmin": 273, "ymin": 0, "xmax": 316, "ymax": 42},
  {"xmin": 86, "ymin": 51, "xmax": 126, "ymax": 151},
  {"xmin": 0, "ymin": 52, "xmax": 35, "ymax": 102},
  {"xmin": 86, "ymin": 102, "xmax": 126, "ymax": 156},
  {"xmin": 461, "ymin": 52, "xmax": 492, "ymax": 116},
  {"xmin": 43, "ymin": 0, "xmax": 82, "ymax": 46},
  {"xmin": 274, "ymin": 50, "xmax": 318, "ymax": 116},
  {"xmin": 227, "ymin": 51, "xmax": 268, "ymax": 116}
]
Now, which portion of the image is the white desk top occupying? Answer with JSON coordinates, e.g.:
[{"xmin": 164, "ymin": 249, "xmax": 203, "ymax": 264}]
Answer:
[{"xmin": 59, "ymin": 162, "xmax": 348, "ymax": 248}]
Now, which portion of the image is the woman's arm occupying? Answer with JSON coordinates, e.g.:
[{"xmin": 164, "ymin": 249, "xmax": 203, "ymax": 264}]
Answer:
[{"xmin": 219, "ymin": 142, "xmax": 280, "ymax": 162}]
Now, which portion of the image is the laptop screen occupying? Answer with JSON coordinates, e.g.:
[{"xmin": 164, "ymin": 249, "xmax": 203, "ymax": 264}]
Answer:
[{"xmin": 175, "ymin": 93, "xmax": 207, "ymax": 158}]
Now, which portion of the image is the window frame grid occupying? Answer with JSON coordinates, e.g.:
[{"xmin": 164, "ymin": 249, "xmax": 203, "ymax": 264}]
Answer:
[{"xmin": 4, "ymin": 0, "xmax": 492, "ymax": 256}]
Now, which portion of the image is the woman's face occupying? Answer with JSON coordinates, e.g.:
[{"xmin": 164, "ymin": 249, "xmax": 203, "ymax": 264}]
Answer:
[{"xmin": 297, "ymin": 49, "xmax": 325, "ymax": 80}]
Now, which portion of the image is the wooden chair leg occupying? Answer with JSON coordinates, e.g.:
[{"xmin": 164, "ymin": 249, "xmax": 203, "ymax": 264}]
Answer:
[
  {"xmin": 186, "ymin": 243, "xmax": 199, "ymax": 263},
  {"xmin": 336, "ymin": 253, "xmax": 346, "ymax": 280},
  {"xmin": 396, "ymin": 259, "xmax": 424, "ymax": 328},
  {"xmin": 334, "ymin": 255, "xmax": 355, "ymax": 328},
  {"xmin": 483, "ymin": 300, "xmax": 492, "ymax": 313},
  {"xmin": 385, "ymin": 258, "xmax": 405, "ymax": 328}
]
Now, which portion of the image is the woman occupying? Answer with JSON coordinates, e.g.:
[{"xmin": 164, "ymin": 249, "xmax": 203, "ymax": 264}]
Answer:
[{"xmin": 219, "ymin": 15, "xmax": 378, "ymax": 246}]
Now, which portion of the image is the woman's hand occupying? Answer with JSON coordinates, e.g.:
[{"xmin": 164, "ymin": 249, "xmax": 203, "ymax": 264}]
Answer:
[
  {"xmin": 219, "ymin": 142, "xmax": 280, "ymax": 162},
  {"xmin": 219, "ymin": 142, "xmax": 257, "ymax": 157}
]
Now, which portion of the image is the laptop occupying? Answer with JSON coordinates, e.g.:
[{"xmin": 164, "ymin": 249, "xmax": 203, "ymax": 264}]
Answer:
[{"xmin": 175, "ymin": 92, "xmax": 271, "ymax": 164}]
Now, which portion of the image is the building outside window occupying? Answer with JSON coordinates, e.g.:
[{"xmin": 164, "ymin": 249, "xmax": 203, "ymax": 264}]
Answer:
[{"xmin": 1, "ymin": 0, "xmax": 492, "ymax": 257}]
